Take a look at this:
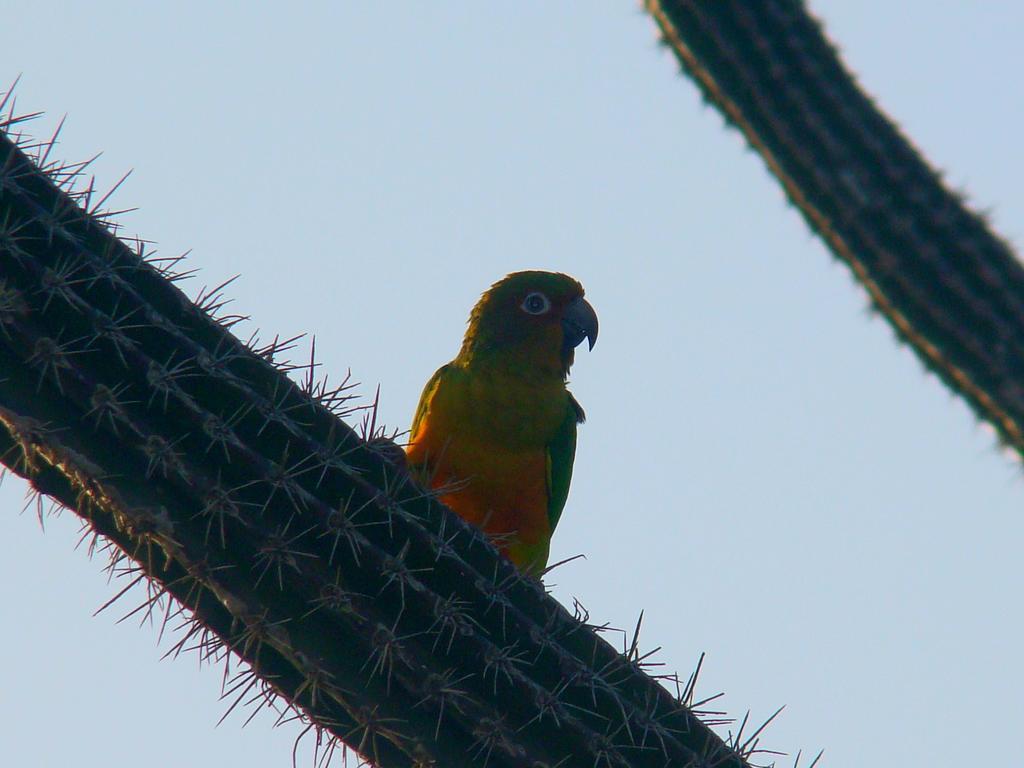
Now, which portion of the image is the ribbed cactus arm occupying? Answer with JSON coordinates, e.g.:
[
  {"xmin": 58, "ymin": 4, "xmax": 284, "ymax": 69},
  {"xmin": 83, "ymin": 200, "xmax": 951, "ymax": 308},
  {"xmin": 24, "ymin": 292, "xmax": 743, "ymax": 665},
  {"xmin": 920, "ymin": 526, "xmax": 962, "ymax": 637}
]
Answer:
[
  {"xmin": 0, "ymin": 107, "xmax": 761, "ymax": 767},
  {"xmin": 646, "ymin": 0, "xmax": 1024, "ymax": 454}
]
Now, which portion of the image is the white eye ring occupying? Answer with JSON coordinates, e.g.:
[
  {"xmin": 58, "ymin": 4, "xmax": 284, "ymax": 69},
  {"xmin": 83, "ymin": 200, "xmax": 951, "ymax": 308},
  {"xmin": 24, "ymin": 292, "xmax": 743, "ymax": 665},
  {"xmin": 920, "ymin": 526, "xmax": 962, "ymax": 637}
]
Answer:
[{"xmin": 520, "ymin": 291, "xmax": 551, "ymax": 315}]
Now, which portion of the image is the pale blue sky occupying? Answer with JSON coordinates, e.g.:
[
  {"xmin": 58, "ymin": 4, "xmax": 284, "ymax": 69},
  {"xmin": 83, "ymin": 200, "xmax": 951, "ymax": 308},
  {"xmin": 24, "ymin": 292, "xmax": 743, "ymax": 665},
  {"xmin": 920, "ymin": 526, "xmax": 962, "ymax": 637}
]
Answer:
[{"xmin": 3, "ymin": 3, "xmax": 1023, "ymax": 766}]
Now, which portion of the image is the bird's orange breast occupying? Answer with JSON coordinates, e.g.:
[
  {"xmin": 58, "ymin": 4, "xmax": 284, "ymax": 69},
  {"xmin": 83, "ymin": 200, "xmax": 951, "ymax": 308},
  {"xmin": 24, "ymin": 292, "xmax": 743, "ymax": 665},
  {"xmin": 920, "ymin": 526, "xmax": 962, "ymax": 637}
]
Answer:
[{"xmin": 406, "ymin": 364, "xmax": 567, "ymax": 572}]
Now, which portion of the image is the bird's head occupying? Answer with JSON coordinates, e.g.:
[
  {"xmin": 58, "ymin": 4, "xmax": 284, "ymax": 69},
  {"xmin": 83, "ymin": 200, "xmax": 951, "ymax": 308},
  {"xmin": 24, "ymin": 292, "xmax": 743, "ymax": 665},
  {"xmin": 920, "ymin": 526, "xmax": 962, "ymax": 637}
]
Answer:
[{"xmin": 458, "ymin": 271, "xmax": 598, "ymax": 378}]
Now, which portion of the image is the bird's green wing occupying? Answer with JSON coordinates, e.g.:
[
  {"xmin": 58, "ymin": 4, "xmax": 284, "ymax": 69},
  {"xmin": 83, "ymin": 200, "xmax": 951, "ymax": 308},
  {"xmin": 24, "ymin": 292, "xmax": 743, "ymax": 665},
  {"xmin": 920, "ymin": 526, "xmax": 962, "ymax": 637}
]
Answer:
[{"xmin": 546, "ymin": 393, "xmax": 585, "ymax": 533}]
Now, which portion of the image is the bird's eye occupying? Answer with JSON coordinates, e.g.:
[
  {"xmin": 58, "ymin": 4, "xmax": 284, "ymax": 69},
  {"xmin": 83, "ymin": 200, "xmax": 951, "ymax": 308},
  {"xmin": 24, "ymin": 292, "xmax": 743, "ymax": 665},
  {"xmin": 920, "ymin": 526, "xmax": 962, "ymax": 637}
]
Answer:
[{"xmin": 520, "ymin": 292, "xmax": 551, "ymax": 315}]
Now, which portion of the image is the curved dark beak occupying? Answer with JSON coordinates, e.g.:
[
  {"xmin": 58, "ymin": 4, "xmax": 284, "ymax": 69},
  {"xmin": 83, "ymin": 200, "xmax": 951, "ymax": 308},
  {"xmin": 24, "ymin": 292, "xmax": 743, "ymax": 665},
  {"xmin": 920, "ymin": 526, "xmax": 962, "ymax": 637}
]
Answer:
[{"xmin": 562, "ymin": 296, "xmax": 598, "ymax": 353}]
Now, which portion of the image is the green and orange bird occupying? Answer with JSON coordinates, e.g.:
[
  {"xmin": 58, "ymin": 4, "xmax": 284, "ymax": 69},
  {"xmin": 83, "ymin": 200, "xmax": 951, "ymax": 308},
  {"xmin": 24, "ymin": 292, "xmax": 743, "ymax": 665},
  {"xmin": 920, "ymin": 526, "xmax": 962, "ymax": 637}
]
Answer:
[{"xmin": 406, "ymin": 271, "xmax": 598, "ymax": 576}]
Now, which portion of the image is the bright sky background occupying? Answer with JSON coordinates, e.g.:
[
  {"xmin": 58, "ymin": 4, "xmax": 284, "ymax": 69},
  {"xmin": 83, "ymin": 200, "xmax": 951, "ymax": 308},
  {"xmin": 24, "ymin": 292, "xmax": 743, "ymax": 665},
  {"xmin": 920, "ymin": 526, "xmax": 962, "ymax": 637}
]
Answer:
[{"xmin": 3, "ymin": 3, "xmax": 1023, "ymax": 767}]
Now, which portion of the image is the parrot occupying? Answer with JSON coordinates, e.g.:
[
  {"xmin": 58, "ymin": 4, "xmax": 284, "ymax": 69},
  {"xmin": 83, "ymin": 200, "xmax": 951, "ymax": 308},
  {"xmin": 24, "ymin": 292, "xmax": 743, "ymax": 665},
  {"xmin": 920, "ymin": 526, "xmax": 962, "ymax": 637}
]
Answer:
[{"xmin": 405, "ymin": 271, "xmax": 598, "ymax": 576}]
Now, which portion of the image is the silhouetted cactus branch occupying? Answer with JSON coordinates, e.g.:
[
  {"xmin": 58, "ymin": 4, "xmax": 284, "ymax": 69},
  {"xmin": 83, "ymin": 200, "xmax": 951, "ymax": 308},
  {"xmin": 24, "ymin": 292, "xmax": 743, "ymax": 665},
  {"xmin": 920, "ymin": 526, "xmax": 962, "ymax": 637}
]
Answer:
[
  {"xmin": 646, "ymin": 0, "xmax": 1024, "ymax": 455},
  {"xmin": 0, "ymin": 100, "xmax": 767, "ymax": 765}
]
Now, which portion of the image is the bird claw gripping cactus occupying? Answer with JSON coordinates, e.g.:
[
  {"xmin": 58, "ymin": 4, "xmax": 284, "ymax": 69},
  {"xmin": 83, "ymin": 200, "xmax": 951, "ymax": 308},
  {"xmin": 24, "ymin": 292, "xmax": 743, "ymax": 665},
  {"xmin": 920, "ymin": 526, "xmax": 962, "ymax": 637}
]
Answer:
[{"xmin": 0, "ymin": 100, "xmax": 767, "ymax": 766}]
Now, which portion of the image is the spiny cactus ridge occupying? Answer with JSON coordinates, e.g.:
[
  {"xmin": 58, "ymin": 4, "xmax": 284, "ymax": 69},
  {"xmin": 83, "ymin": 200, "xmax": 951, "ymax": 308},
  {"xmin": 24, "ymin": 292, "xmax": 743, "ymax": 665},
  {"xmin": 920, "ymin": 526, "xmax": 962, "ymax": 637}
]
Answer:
[
  {"xmin": 0, "ymin": 89, "xmax": 791, "ymax": 766},
  {"xmin": 646, "ymin": 0, "xmax": 1024, "ymax": 460}
]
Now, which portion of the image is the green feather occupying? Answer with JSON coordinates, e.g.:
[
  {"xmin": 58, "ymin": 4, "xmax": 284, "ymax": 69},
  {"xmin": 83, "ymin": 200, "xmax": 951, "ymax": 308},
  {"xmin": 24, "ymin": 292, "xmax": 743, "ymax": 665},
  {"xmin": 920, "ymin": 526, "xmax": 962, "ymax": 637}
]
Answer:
[
  {"xmin": 546, "ymin": 393, "xmax": 585, "ymax": 533},
  {"xmin": 410, "ymin": 364, "xmax": 450, "ymax": 448}
]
